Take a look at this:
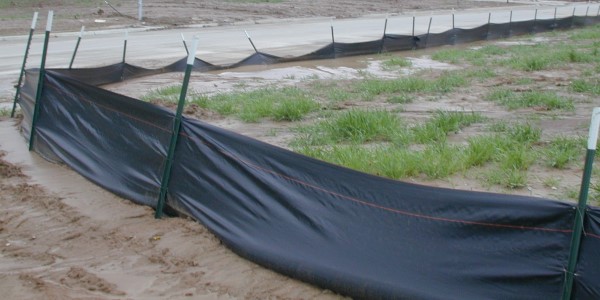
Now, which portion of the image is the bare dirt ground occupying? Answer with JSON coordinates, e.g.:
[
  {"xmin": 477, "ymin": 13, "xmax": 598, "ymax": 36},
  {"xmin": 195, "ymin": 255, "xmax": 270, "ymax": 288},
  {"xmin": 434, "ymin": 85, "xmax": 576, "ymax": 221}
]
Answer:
[
  {"xmin": 0, "ymin": 122, "xmax": 343, "ymax": 299},
  {"xmin": 0, "ymin": 0, "xmax": 597, "ymax": 299},
  {"xmin": 0, "ymin": 0, "xmax": 524, "ymax": 36}
]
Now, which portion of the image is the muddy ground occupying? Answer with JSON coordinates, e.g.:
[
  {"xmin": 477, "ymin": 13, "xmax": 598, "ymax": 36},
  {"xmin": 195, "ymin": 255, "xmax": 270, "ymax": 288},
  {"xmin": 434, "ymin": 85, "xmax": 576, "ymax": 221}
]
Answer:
[
  {"xmin": 1, "ymin": 0, "xmax": 598, "ymax": 299},
  {"xmin": 0, "ymin": 0, "xmax": 526, "ymax": 36}
]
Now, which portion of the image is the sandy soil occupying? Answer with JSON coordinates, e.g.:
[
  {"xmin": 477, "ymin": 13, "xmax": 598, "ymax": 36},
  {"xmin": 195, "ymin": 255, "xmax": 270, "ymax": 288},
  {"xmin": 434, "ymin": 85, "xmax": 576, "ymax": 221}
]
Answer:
[
  {"xmin": 0, "ymin": 120, "xmax": 343, "ymax": 299},
  {"xmin": 0, "ymin": 0, "xmax": 526, "ymax": 36}
]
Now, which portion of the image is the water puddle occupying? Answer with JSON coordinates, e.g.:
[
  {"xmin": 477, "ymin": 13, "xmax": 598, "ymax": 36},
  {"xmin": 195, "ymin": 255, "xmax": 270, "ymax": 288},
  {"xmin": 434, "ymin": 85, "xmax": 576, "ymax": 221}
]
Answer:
[{"xmin": 106, "ymin": 50, "xmax": 460, "ymax": 99}]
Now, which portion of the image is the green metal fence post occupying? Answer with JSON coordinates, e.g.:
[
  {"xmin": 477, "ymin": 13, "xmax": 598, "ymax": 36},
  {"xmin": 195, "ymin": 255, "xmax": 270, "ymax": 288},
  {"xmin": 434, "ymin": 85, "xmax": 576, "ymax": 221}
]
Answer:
[
  {"xmin": 330, "ymin": 19, "xmax": 335, "ymax": 58},
  {"xmin": 330, "ymin": 19, "xmax": 335, "ymax": 45},
  {"xmin": 10, "ymin": 12, "xmax": 38, "ymax": 118},
  {"xmin": 28, "ymin": 11, "xmax": 53, "ymax": 152},
  {"xmin": 155, "ymin": 37, "xmax": 199, "ymax": 219},
  {"xmin": 508, "ymin": 10, "xmax": 513, "ymax": 37},
  {"xmin": 181, "ymin": 33, "xmax": 189, "ymax": 55},
  {"xmin": 561, "ymin": 107, "xmax": 600, "ymax": 300},
  {"xmin": 379, "ymin": 17, "xmax": 387, "ymax": 53},
  {"xmin": 244, "ymin": 30, "xmax": 258, "ymax": 53},
  {"xmin": 532, "ymin": 9, "xmax": 538, "ymax": 34},
  {"xmin": 554, "ymin": 7, "xmax": 558, "ymax": 30},
  {"xmin": 486, "ymin": 12, "xmax": 491, "ymax": 40},
  {"xmin": 425, "ymin": 17, "xmax": 432, "ymax": 47},
  {"xmin": 69, "ymin": 26, "xmax": 85, "ymax": 69},
  {"xmin": 122, "ymin": 29, "xmax": 128, "ymax": 63}
]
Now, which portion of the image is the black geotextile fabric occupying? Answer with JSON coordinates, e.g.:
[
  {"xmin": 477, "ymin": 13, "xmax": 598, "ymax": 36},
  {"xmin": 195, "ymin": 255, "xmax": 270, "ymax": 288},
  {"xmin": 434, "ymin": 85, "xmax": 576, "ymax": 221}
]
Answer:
[
  {"xmin": 38, "ymin": 15, "xmax": 600, "ymax": 84},
  {"xmin": 19, "ymin": 68, "xmax": 600, "ymax": 300},
  {"xmin": 31, "ymin": 71, "xmax": 173, "ymax": 207},
  {"xmin": 17, "ymin": 14, "xmax": 600, "ymax": 299},
  {"xmin": 574, "ymin": 208, "xmax": 600, "ymax": 299}
]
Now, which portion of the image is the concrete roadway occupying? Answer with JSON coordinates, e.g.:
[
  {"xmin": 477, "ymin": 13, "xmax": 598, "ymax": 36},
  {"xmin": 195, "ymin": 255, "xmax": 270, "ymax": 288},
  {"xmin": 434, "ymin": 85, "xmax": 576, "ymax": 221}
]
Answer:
[{"xmin": 0, "ymin": 2, "xmax": 598, "ymax": 105}]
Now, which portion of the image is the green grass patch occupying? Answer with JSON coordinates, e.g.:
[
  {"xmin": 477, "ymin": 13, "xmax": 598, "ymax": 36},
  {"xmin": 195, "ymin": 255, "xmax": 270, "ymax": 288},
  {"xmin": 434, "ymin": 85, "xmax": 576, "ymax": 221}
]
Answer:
[
  {"xmin": 431, "ymin": 48, "xmax": 475, "ymax": 64},
  {"xmin": 486, "ymin": 89, "xmax": 574, "ymax": 111},
  {"xmin": 192, "ymin": 87, "xmax": 319, "ymax": 122},
  {"xmin": 464, "ymin": 68, "xmax": 497, "ymax": 80},
  {"xmin": 419, "ymin": 143, "xmax": 467, "ymax": 178},
  {"xmin": 433, "ymin": 72, "xmax": 468, "ymax": 93},
  {"xmin": 570, "ymin": 25, "xmax": 600, "ymax": 41},
  {"xmin": 543, "ymin": 136, "xmax": 584, "ymax": 169},
  {"xmin": 297, "ymin": 143, "xmax": 467, "ymax": 180},
  {"xmin": 412, "ymin": 111, "xmax": 484, "ymax": 143},
  {"xmin": 387, "ymin": 94, "xmax": 413, "ymax": 104},
  {"xmin": 484, "ymin": 168, "xmax": 528, "ymax": 189},
  {"xmin": 431, "ymin": 45, "xmax": 506, "ymax": 65},
  {"xmin": 501, "ymin": 43, "xmax": 599, "ymax": 71},
  {"xmin": 355, "ymin": 77, "xmax": 429, "ymax": 100},
  {"xmin": 355, "ymin": 71, "xmax": 469, "ymax": 100},
  {"xmin": 382, "ymin": 57, "xmax": 412, "ymax": 69},
  {"xmin": 293, "ymin": 109, "xmax": 406, "ymax": 146},
  {"xmin": 0, "ymin": 108, "xmax": 11, "ymax": 117},
  {"xmin": 499, "ymin": 144, "xmax": 536, "ymax": 171},
  {"xmin": 571, "ymin": 79, "xmax": 600, "ymax": 95},
  {"xmin": 465, "ymin": 135, "xmax": 498, "ymax": 167},
  {"xmin": 506, "ymin": 122, "xmax": 541, "ymax": 144},
  {"xmin": 141, "ymin": 85, "xmax": 182, "ymax": 102}
]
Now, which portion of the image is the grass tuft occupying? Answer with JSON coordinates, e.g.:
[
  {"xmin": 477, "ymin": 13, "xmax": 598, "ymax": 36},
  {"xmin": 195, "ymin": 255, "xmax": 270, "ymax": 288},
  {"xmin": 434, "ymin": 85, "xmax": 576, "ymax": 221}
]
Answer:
[
  {"xmin": 571, "ymin": 79, "xmax": 600, "ymax": 95},
  {"xmin": 486, "ymin": 89, "xmax": 573, "ymax": 111},
  {"xmin": 382, "ymin": 57, "xmax": 412, "ymax": 69},
  {"xmin": 293, "ymin": 110, "xmax": 405, "ymax": 146},
  {"xmin": 412, "ymin": 111, "xmax": 484, "ymax": 143},
  {"xmin": 543, "ymin": 136, "xmax": 584, "ymax": 169},
  {"xmin": 191, "ymin": 87, "xmax": 319, "ymax": 122}
]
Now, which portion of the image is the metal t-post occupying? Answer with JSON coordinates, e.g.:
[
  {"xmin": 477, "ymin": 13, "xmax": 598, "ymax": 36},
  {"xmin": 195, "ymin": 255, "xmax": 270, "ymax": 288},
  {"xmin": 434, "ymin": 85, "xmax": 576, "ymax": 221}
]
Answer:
[
  {"xmin": 69, "ymin": 26, "xmax": 85, "ymax": 69},
  {"xmin": 554, "ymin": 7, "xmax": 558, "ymax": 30},
  {"xmin": 330, "ymin": 19, "xmax": 335, "ymax": 45},
  {"xmin": 412, "ymin": 16, "xmax": 416, "ymax": 50},
  {"xmin": 425, "ymin": 17, "xmax": 432, "ymax": 48},
  {"xmin": 532, "ymin": 9, "xmax": 538, "ymax": 34},
  {"xmin": 29, "ymin": 11, "xmax": 53, "ymax": 151},
  {"xmin": 508, "ymin": 11, "xmax": 513, "ymax": 38},
  {"xmin": 11, "ymin": 12, "xmax": 38, "ymax": 118},
  {"xmin": 155, "ymin": 38, "xmax": 199, "ymax": 219},
  {"xmin": 181, "ymin": 33, "xmax": 189, "ymax": 55},
  {"xmin": 122, "ymin": 29, "xmax": 128, "ymax": 63},
  {"xmin": 245, "ymin": 30, "xmax": 258, "ymax": 53},
  {"xmin": 451, "ymin": 14, "xmax": 457, "ymax": 45},
  {"xmin": 379, "ymin": 17, "xmax": 388, "ymax": 53},
  {"xmin": 561, "ymin": 107, "xmax": 600, "ymax": 300},
  {"xmin": 330, "ymin": 19, "xmax": 335, "ymax": 58},
  {"xmin": 486, "ymin": 12, "xmax": 491, "ymax": 40}
]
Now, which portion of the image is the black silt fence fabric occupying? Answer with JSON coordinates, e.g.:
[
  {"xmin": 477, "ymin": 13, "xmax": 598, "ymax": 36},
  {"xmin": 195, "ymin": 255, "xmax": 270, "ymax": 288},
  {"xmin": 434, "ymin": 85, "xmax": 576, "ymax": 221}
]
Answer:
[
  {"xmin": 30, "ymin": 71, "xmax": 173, "ymax": 207},
  {"xmin": 282, "ymin": 43, "xmax": 336, "ymax": 62},
  {"xmin": 16, "ymin": 14, "xmax": 600, "ymax": 299},
  {"xmin": 334, "ymin": 40, "xmax": 386, "ymax": 57},
  {"xmin": 15, "ymin": 15, "xmax": 597, "ymax": 89},
  {"xmin": 168, "ymin": 117, "xmax": 577, "ymax": 299},
  {"xmin": 574, "ymin": 208, "xmax": 600, "ymax": 299},
  {"xmin": 382, "ymin": 34, "xmax": 417, "ymax": 52},
  {"xmin": 23, "ymin": 71, "xmax": 600, "ymax": 298}
]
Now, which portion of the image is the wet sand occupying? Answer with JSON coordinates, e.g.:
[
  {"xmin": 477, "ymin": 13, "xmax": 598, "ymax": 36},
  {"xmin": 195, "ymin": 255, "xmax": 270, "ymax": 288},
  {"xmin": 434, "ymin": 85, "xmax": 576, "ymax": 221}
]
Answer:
[{"xmin": 0, "ymin": 119, "xmax": 344, "ymax": 299}]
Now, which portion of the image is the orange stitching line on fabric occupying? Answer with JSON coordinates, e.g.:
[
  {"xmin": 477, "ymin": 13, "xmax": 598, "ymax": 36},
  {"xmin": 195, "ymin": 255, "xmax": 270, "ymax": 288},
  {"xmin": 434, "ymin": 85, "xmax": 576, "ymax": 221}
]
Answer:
[{"xmin": 180, "ymin": 131, "xmax": 573, "ymax": 235}]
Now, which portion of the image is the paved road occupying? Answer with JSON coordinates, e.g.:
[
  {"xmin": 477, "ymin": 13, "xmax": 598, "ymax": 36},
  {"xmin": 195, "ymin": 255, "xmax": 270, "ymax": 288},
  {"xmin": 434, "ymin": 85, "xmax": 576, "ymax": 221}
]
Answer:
[{"xmin": 0, "ymin": 2, "xmax": 598, "ymax": 105}]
